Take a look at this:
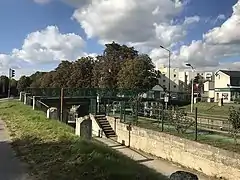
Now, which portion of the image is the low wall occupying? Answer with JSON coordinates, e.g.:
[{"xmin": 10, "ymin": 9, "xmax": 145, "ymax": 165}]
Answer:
[
  {"xmin": 90, "ymin": 114, "xmax": 104, "ymax": 138},
  {"xmin": 107, "ymin": 116, "xmax": 240, "ymax": 180}
]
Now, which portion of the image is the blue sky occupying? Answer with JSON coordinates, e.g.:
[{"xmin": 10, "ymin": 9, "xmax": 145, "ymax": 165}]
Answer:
[{"xmin": 0, "ymin": 0, "xmax": 239, "ymax": 78}]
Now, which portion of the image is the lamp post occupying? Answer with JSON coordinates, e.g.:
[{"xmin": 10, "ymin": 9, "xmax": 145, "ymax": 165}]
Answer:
[
  {"xmin": 160, "ymin": 45, "xmax": 171, "ymax": 97},
  {"xmin": 186, "ymin": 63, "xmax": 195, "ymax": 113}
]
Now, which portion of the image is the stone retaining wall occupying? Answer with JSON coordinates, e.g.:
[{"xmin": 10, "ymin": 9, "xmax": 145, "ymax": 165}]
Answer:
[{"xmin": 107, "ymin": 116, "xmax": 240, "ymax": 180}]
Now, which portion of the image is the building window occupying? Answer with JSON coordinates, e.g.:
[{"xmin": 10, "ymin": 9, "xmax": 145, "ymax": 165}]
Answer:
[
  {"xmin": 174, "ymin": 85, "xmax": 177, "ymax": 88},
  {"xmin": 174, "ymin": 74, "xmax": 176, "ymax": 77},
  {"xmin": 163, "ymin": 74, "xmax": 165, "ymax": 77},
  {"xmin": 163, "ymin": 80, "xmax": 166, "ymax": 83},
  {"xmin": 218, "ymin": 75, "xmax": 220, "ymax": 79}
]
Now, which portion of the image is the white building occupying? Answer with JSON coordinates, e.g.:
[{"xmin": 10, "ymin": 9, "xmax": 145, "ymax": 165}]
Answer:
[
  {"xmin": 184, "ymin": 71, "xmax": 214, "ymax": 85},
  {"xmin": 157, "ymin": 64, "xmax": 182, "ymax": 92},
  {"xmin": 214, "ymin": 70, "xmax": 240, "ymax": 103}
]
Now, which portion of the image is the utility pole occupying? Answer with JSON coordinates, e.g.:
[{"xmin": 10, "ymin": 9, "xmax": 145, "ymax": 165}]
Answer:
[
  {"xmin": 160, "ymin": 45, "xmax": 171, "ymax": 98},
  {"xmin": 186, "ymin": 63, "xmax": 195, "ymax": 113}
]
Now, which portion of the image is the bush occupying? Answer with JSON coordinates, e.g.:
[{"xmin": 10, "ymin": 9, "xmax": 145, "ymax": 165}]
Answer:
[{"xmin": 228, "ymin": 107, "xmax": 240, "ymax": 144}]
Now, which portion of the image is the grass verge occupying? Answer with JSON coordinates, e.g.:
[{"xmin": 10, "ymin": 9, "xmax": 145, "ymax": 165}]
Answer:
[
  {"xmin": 0, "ymin": 100, "xmax": 167, "ymax": 180},
  {"xmin": 135, "ymin": 119, "xmax": 240, "ymax": 154},
  {"xmin": 182, "ymin": 102, "xmax": 240, "ymax": 118},
  {"xmin": 109, "ymin": 113, "xmax": 240, "ymax": 153}
]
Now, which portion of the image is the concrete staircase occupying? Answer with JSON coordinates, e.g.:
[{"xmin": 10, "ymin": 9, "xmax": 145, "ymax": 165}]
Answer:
[{"xmin": 95, "ymin": 115, "xmax": 116, "ymax": 138}]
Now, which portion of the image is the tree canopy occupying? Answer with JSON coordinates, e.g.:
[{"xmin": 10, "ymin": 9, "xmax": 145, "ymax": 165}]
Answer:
[
  {"xmin": 17, "ymin": 76, "xmax": 32, "ymax": 92},
  {"xmin": 17, "ymin": 42, "xmax": 158, "ymax": 92},
  {"xmin": 117, "ymin": 54, "xmax": 158, "ymax": 91}
]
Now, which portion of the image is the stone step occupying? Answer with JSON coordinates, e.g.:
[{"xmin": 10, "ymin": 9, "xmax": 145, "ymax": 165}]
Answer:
[
  {"xmin": 99, "ymin": 121, "xmax": 109, "ymax": 124},
  {"xmin": 96, "ymin": 118, "xmax": 107, "ymax": 121},
  {"xmin": 108, "ymin": 134, "xmax": 117, "ymax": 138},
  {"xmin": 102, "ymin": 126, "xmax": 113, "ymax": 131},
  {"xmin": 105, "ymin": 132, "xmax": 116, "ymax": 136},
  {"xmin": 101, "ymin": 123, "xmax": 111, "ymax": 127}
]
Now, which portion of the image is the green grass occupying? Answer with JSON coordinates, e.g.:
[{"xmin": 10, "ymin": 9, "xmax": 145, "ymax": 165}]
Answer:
[
  {"xmin": 182, "ymin": 102, "xmax": 240, "ymax": 118},
  {"xmin": 0, "ymin": 100, "xmax": 167, "ymax": 180},
  {"xmin": 110, "ymin": 112, "xmax": 240, "ymax": 153},
  {"xmin": 135, "ymin": 118, "xmax": 240, "ymax": 154},
  {"xmin": 109, "ymin": 112, "xmax": 240, "ymax": 153}
]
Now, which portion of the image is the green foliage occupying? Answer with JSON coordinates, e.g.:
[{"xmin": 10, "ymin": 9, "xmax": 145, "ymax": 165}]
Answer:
[
  {"xmin": 173, "ymin": 109, "xmax": 194, "ymax": 134},
  {"xmin": 117, "ymin": 54, "xmax": 158, "ymax": 91},
  {"xmin": 229, "ymin": 107, "xmax": 240, "ymax": 144},
  {"xmin": 92, "ymin": 42, "xmax": 139, "ymax": 89},
  {"xmin": 0, "ymin": 101, "xmax": 166, "ymax": 180},
  {"xmin": 29, "ymin": 71, "xmax": 46, "ymax": 88},
  {"xmin": 0, "ymin": 76, "xmax": 18, "ymax": 96},
  {"xmin": 0, "ymin": 75, "xmax": 9, "ymax": 96},
  {"xmin": 67, "ymin": 57, "xmax": 94, "ymax": 88},
  {"xmin": 17, "ymin": 76, "xmax": 32, "ymax": 92},
  {"xmin": 39, "ymin": 71, "xmax": 56, "ymax": 88},
  {"xmin": 17, "ymin": 42, "xmax": 157, "ymax": 92}
]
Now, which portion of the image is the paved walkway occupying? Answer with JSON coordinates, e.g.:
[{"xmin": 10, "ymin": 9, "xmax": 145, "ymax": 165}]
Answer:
[
  {"xmin": 96, "ymin": 137, "xmax": 213, "ymax": 180},
  {"xmin": 0, "ymin": 120, "xmax": 31, "ymax": 180}
]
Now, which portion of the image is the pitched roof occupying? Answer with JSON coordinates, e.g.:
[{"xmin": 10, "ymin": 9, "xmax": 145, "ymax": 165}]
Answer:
[{"xmin": 219, "ymin": 70, "xmax": 240, "ymax": 78}]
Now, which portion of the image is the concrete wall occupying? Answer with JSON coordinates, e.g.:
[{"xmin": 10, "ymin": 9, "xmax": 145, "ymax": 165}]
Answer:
[
  {"xmin": 107, "ymin": 116, "xmax": 240, "ymax": 180},
  {"xmin": 90, "ymin": 114, "xmax": 104, "ymax": 137}
]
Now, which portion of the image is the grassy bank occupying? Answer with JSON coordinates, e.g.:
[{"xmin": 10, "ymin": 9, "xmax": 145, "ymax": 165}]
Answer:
[
  {"xmin": 0, "ymin": 100, "xmax": 166, "ymax": 180},
  {"xmin": 110, "ymin": 113, "xmax": 240, "ymax": 153},
  {"xmin": 183, "ymin": 102, "xmax": 240, "ymax": 118}
]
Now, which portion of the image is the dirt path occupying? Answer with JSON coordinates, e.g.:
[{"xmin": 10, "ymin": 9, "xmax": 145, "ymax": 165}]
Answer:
[
  {"xmin": 0, "ymin": 119, "xmax": 32, "ymax": 180},
  {"xmin": 96, "ymin": 137, "xmax": 214, "ymax": 180}
]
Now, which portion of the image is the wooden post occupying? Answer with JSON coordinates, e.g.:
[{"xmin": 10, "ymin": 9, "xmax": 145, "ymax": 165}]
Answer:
[
  {"xmin": 162, "ymin": 110, "xmax": 164, "ymax": 132},
  {"xmin": 195, "ymin": 107, "xmax": 198, "ymax": 141},
  {"xmin": 60, "ymin": 88, "xmax": 64, "ymax": 122}
]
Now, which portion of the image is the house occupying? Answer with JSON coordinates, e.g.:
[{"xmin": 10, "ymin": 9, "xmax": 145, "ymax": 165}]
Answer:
[
  {"xmin": 203, "ymin": 80, "xmax": 215, "ymax": 102},
  {"xmin": 214, "ymin": 70, "xmax": 240, "ymax": 103}
]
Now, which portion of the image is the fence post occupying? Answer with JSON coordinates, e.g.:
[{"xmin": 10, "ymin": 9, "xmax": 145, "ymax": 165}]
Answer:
[
  {"xmin": 195, "ymin": 107, "xmax": 198, "ymax": 141},
  {"xmin": 24, "ymin": 93, "xmax": 27, "ymax": 105},
  {"xmin": 60, "ymin": 88, "xmax": 64, "ymax": 122},
  {"xmin": 162, "ymin": 109, "xmax": 164, "ymax": 132},
  {"xmin": 33, "ymin": 96, "xmax": 36, "ymax": 110},
  {"xmin": 123, "ymin": 101, "xmax": 126, "ymax": 122},
  {"xmin": 19, "ymin": 92, "xmax": 23, "ymax": 101}
]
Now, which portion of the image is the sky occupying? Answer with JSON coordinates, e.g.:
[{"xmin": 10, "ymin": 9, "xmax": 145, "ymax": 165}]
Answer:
[{"xmin": 0, "ymin": 0, "xmax": 240, "ymax": 79}]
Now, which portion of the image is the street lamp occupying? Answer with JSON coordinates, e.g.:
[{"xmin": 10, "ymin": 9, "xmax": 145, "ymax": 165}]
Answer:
[
  {"xmin": 160, "ymin": 45, "xmax": 171, "ymax": 97},
  {"xmin": 186, "ymin": 63, "xmax": 195, "ymax": 113}
]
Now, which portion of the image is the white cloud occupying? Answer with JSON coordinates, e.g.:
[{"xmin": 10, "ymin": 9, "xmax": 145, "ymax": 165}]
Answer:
[
  {"xmin": 0, "ymin": 54, "xmax": 22, "ymax": 70},
  {"xmin": 72, "ymin": 0, "xmax": 189, "ymax": 48},
  {"xmin": 0, "ymin": 26, "xmax": 87, "ymax": 77},
  {"xmin": 183, "ymin": 16, "xmax": 200, "ymax": 25},
  {"xmin": 34, "ymin": 0, "xmax": 51, "ymax": 4},
  {"xmin": 13, "ymin": 26, "xmax": 86, "ymax": 64},
  {"xmin": 204, "ymin": 2, "xmax": 240, "ymax": 45},
  {"xmin": 216, "ymin": 14, "xmax": 226, "ymax": 21},
  {"xmin": 152, "ymin": 0, "xmax": 240, "ymax": 71}
]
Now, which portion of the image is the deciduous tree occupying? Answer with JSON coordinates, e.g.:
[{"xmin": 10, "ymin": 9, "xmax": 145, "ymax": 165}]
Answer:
[
  {"xmin": 17, "ymin": 76, "xmax": 32, "ymax": 92},
  {"xmin": 93, "ymin": 42, "xmax": 139, "ymax": 89},
  {"xmin": 67, "ymin": 57, "xmax": 94, "ymax": 88},
  {"xmin": 117, "ymin": 54, "xmax": 158, "ymax": 91}
]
